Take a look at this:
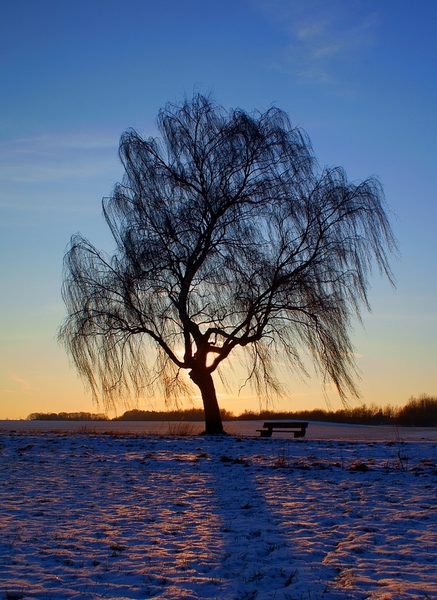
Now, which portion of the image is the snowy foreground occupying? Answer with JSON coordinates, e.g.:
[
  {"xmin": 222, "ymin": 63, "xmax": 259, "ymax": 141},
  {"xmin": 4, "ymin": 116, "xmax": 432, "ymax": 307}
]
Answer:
[{"xmin": 1, "ymin": 425, "xmax": 437, "ymax": 599}]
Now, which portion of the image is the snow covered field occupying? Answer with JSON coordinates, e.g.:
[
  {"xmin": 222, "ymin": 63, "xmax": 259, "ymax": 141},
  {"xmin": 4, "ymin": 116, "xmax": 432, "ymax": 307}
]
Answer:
[{"xmin": 1, "ymin": 424, "xmax": 437, "ymax": 599}]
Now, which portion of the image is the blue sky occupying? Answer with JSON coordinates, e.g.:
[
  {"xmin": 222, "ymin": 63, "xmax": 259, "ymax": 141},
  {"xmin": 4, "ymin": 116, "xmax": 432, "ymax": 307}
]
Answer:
[{"xmin": 1, "ymin": 0, "xmax": 436, "ymax": 418}]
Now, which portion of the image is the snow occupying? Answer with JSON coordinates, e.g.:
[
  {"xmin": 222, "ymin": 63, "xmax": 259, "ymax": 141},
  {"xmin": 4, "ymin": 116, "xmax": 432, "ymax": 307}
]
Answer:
[{"xmin": 1, "ymin": 423, "xmax": 437, "ymax": 599}]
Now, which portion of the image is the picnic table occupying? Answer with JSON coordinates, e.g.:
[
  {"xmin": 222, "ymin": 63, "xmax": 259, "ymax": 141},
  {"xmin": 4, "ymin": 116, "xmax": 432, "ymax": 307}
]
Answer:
[{"xmin": 257, "ymin": 421, "xmax": 308, "ymax": 438}]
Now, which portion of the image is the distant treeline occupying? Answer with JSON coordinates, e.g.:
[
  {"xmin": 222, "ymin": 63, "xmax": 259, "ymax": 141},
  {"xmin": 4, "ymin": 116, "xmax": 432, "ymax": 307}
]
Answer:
[
  {"xmin": 26, "ymin": 411, "xmax": 108, "ymax": 421},
  {"xmin": 27, "ymin": 394, "xmax": 437, "ymax": 427}
]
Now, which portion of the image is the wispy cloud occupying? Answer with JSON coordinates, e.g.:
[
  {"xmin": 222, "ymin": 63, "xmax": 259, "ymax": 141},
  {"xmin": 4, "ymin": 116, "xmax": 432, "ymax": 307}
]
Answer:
[
  {"xmin": 11, "ymin": 373, "xmax": 34, "ymax": 393},
  {"xmin": 254, "ymin": 0, "xmax": 380, "ymax": 91},
  {"xmin": 0, "ymin": 131, "xmax": 119, "ymax": 185}
]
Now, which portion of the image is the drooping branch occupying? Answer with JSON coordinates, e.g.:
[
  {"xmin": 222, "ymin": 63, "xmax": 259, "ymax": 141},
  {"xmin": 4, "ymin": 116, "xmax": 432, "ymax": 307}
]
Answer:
[{"xmin": 59, "ymin": 93, "xmax": 397, "ymax": 429}]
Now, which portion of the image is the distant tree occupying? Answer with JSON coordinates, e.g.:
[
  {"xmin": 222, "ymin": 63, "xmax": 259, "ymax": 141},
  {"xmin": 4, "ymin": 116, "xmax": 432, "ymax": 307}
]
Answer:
[
  {"xmin": 397, "ymin": 394, "xmax": 437, "ymax": 427},
  {"xmin": 59, "ymin": 94, "xmax": 397, "ymax": 434}
]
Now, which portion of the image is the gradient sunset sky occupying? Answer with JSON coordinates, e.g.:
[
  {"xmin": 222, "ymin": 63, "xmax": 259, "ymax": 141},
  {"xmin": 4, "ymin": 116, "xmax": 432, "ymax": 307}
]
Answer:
[{"xmin": 1, "ymin": 0, "xmax": 436, "ymax": 419}]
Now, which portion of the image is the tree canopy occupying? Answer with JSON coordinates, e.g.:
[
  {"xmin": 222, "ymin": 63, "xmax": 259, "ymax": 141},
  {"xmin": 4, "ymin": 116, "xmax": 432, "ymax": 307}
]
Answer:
[{"xmin": 59, "ymin": 94, "xmax": 397, "ymax": 433}]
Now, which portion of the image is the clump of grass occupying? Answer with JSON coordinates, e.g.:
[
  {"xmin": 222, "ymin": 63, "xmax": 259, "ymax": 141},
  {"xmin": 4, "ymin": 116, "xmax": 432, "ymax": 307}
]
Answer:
[
  {"xmin": 109, "ymin": 541, "xmax": 126, "ymax": 555},
  {"xmin": 349, "ymin": 460, "xmax": 371, "ymax": 472},
  {"xmin": 167, "ymin": 422, "xmax": 199, "ymax": 436},
  {"xmin": 5, "ymin": 592, "xmax": 24, "ymax": 600},
  {"xmin": 273, "ymin": 446, "xmax": 290, "ymax": 468},
  {"xmin": 283, "ymin": 568, "xmax": 298, "ymax": 587},
  {"xmin": 220, "ymin": 455, "xmax": 248, "ymax": 465}
]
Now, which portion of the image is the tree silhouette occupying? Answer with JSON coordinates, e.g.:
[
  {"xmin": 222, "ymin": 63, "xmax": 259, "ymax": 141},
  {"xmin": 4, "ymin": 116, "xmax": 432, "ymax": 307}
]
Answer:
[{"xmin": 59, "ymin": 94, "xmax": 396, "ymax": 434}]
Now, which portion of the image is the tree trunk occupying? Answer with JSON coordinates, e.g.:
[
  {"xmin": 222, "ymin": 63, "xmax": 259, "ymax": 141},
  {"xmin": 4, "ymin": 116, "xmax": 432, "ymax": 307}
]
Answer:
[{"xmin": 189, "ymin": 368, "xmax": 224, "ymax": 434}]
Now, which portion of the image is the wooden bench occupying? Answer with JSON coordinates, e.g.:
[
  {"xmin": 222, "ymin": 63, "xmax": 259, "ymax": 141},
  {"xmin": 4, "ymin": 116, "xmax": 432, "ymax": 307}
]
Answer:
[{"xmin": 257, "ymin": 421, "xmax": 308, "ymax": 438}]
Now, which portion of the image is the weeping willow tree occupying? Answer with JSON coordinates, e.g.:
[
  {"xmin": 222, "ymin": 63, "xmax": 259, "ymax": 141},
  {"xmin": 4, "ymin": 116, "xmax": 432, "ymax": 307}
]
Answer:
[{"xmin": 59, "ymin": 94, "xmax": 397, "ymax": 434}]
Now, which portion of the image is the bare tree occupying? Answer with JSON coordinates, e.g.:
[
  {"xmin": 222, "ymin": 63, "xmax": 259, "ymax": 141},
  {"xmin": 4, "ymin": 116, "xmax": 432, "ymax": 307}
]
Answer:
[{"xmin": 59, "ymin": 94, "xmax": 397, "ymax": 434}]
